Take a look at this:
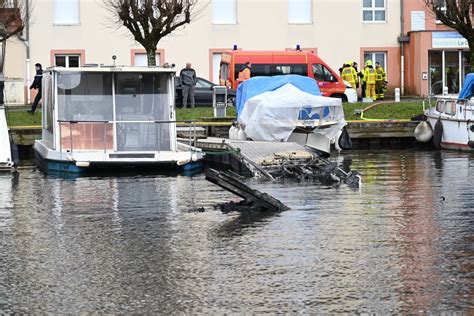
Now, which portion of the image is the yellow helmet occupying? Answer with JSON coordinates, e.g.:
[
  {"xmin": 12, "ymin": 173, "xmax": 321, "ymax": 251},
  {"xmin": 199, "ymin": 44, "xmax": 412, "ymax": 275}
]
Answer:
[
  {"xmin": 366, "ymin": 60, "xmax": 373, "ymax": 66},
  {"xmin": 346, "ymin": 60, "xmax": 353, "ymax": 66}
]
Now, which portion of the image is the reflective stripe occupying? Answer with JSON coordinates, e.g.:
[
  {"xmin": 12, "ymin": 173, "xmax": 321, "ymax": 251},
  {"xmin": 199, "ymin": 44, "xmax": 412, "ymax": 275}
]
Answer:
[
  {"xmin": 341, "ymin": 67, "xmax": 356, "ymax": 83},
  {"xmin": 376, "ymin": 68, "xmax": 385, "ymax": 81},
  {"xmin": 365, "ymin": 68, "xmax": 376, "ymax": 84}
]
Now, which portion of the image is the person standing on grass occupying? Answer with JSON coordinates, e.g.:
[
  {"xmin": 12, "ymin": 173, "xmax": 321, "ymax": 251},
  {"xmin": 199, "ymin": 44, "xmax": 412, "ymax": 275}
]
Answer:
[
  {"xmin": 28, "ymin": 63, "xmax": 43, "ymax": 114},
  {"xmin": 364, "ymin": 60, "xmax": 377, "ymax": 101},
  {"xmin": 180, "ymin": 63, "xmax": 196, "ymax": 108}
]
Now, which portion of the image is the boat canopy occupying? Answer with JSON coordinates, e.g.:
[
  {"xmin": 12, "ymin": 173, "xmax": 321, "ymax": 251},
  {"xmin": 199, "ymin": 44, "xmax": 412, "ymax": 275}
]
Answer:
[
  {"xmin": 236, "ymin": 75, "xmax": 321, "ymax": 117},
  {"xmin": 41, "ymin": 66, "xmax": 177, "ymax": 153},
  {"xmin": 458, "ymin": 73, "xmax": 474, "ymax": 99}
]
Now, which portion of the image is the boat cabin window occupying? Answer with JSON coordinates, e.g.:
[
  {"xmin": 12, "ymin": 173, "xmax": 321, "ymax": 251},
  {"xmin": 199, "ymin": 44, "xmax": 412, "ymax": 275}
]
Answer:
[
  {"xmin": 435, "ymin": 99, "xmax": 456, "ymax": 115},
  {"xmin": 114, "ymin": 73, "xmax": 170, "ymax": 121},
  {"xmin": 57, "ymin": 72, "xmax": 113, "ymax": 121}
]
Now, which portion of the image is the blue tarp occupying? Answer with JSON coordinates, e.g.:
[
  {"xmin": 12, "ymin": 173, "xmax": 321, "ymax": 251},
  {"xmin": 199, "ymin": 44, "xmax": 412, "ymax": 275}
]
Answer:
[
  {"xmin": 236, "ymin": 75, "xmax": 321, "ymax": 117},
  {"xmin": 458, "ymin": 73, "xmax": 474, "ymax": 99}
]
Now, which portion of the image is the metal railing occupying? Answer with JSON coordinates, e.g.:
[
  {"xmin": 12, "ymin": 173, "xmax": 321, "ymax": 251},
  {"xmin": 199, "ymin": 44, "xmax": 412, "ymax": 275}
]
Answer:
[
  {"xmin": 58, "ymin": 120, "xmax": 112, "ymax": 154},
  {"xmin": 58, "ymin": 119, "xmax": 198, "ymax": 153}
]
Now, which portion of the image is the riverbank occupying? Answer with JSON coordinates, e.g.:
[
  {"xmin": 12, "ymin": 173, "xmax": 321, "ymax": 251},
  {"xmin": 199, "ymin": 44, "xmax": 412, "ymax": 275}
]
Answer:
[
  {"xmin": 7, "ymin": 101, "xmax": 430, "ymax": 156},
  {"xmin": 5, "ymin": 100, "xmax": 425, "ymax": 127}
]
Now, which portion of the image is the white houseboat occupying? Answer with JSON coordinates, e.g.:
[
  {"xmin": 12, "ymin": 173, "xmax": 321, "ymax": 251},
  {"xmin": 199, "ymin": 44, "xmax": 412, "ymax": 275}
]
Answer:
[
  {"xmin": 416, "ymin": 73, "xmax": 474, "ymax": 151},
  {"xmin": 34, "ymin": 66, "xmax": 203, "ymax": 174}
]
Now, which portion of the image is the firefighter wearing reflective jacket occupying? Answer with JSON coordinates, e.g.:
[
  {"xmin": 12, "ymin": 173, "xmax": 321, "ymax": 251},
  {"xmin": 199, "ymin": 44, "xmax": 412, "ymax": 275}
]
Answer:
[
  {"xmin": 341, "ymin": 60, "xmax": 357, "ymax": 89},
  {"xmin": 375, "ymin": 62, "xmax": 387, "ymax": 100},
  {"xmin": 361, "ymin": 60, "xmax": 370, "ymax": 98},
  {"xmin": 364, "ymin": 60, "xmax": 376, "ymax": 100}
]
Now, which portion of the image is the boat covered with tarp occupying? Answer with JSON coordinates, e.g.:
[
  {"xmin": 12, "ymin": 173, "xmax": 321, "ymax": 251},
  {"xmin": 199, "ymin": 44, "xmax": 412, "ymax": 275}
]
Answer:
[{"xmin": 235, "ymin": 75, "xmax": 351, "ymax": 154}]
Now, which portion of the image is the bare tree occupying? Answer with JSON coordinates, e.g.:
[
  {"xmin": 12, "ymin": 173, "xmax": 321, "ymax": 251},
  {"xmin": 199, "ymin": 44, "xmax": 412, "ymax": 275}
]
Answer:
[
  {"xmin": 105, "ymin": 0, "xmax": 201, "ymax": 66},
  {"xmin": 0, "ymin": 0, "xmax": 26, "ymax": 105},
  {"xmin": 425, "ymin": 0, "xmax": 474, "ymax": 70},
  {"xmin": 0, "ymin": 0, "xmax": 24, "ymax": 40}
]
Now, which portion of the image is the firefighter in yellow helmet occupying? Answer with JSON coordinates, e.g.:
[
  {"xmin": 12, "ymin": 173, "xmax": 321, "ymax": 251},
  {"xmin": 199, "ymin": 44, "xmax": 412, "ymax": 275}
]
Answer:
[
  {"xmin": 361, "ymin": 60, "xmax": 370, "ymax": 98},
  {"xmin": 341, "ymin": 60, "xmax": 358, "ymax": 89},
  {"xmin": 375, "ymin": 62, "xmax": 387, "ymax": 100},
  {"xmin": 364, "ymin": 60, "xmax": 376, "ymax": 101}
]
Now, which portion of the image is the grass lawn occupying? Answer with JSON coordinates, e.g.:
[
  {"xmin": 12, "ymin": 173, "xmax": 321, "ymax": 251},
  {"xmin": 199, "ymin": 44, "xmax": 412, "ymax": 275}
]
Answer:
[
  {"xmin": 176, "ymin": 106, "xmax": 236, "ymax": 121},
  {"xmin": 344, "ymin": 101, "xmax": 426, "ymax": 121},
  {"xmin": 5, "ymin": 108, "xmax": 42, "ymax": 127},
  {"xmin": 5, "ymin": 101, "xmax": 425, "ymax": 127}
]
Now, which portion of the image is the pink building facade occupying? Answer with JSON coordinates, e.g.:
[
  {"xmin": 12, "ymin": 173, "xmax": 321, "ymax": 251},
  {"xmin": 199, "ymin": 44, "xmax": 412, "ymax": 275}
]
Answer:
[{"xmin": 403, "ymin": 1, "xmax": 470, "ymax": 97}]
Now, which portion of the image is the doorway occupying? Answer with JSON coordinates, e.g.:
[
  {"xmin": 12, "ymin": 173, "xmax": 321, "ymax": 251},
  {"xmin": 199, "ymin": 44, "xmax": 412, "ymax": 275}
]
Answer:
[{"xmin": 429, "ymin": 50, "xmax": 468, "ymax": 95}]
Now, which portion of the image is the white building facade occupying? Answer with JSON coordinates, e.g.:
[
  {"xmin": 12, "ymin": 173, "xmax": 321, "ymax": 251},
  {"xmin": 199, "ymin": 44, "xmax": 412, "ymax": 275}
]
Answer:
[{"xmin": 5, "ymin": 0, "xmax": 403, "ymax": 104}]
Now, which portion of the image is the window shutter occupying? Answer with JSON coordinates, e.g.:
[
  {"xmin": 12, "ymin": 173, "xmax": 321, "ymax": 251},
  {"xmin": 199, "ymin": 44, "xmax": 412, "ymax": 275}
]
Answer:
[
  {"xmin": 411, "ymin": 11, "xmax": 425, "ymax": 31},
  {"xmin": 288, "ymin": 0, "xmax": 312, "ymax": 24},
  {"xmin": 54, "ymin": 0, "xmax": 80, "ymax": 25},
  {"xmin": 212, "ymin": 0, "xmax": 237, "ymax": 24}
]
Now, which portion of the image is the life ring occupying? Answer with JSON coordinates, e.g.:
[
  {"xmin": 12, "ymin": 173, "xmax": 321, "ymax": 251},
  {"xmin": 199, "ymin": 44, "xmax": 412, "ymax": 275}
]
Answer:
[{"xmin": 433, "ymin": 119, "xmax": 443, "ymax": 149}]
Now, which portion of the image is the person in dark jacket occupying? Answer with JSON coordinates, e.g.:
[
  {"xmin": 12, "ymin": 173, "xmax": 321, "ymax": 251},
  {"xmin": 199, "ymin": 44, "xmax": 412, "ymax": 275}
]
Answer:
[
  {"xmin": 28, "ymin": 63, "xmax": 43, "ymax": 114},
  {"xmin": 179, "ymin": 63, "xmax": 196, "ymax": 108}
]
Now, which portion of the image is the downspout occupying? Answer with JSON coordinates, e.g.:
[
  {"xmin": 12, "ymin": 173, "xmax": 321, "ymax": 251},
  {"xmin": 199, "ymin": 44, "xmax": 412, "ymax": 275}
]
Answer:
[
  {"xmin": 400, "ymin": 0, "xmax": 405, "ymax": 96},
  {"xmin": 17, "ymin": 0, "xmax": 30, "ymax": 104}
]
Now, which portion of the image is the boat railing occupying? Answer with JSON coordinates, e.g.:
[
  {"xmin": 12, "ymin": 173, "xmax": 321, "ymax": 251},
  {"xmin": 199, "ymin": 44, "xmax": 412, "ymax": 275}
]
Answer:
[{"xmin": 58, "ymin": 119, "xmax": 198, "ymax": 153}]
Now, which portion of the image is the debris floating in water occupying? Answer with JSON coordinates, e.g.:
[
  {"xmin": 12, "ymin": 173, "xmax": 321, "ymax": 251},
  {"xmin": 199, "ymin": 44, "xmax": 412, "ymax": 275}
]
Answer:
[
  {"xmin": 258, "ymin": 152, "xmax": 361, "ymax": 188},
  {"xmin": 205, "ymin": 169, "xmax": 290, "ymax": 212}
]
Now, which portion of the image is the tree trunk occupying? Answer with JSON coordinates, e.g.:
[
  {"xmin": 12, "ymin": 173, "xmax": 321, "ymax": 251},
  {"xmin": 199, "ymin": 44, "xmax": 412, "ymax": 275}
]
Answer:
[{"xmin": 146, "ymin": 48, "xmax": 156, "ymax": 66}]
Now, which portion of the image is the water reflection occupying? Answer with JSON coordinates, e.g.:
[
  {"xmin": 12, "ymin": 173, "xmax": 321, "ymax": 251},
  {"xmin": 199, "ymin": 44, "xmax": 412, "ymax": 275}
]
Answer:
[{"xmin": 0, "ymin": 150, "xmax": 472, "ymax": 313}]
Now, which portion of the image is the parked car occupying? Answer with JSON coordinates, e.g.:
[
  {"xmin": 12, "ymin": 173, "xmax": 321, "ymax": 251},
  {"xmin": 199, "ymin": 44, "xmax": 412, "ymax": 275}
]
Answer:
[
  {"xmin": 175, "ymin": 77, "xmax": 236, "ymax": 107},
  {"xmin": 219, "ymin": 50, "xmax": 348, "ymax": 101}
]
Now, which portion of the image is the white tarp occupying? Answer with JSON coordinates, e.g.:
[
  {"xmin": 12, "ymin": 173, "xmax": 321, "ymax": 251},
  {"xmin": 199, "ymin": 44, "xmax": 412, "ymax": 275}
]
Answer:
[{"xmin": 238, "ymin": 83, "xmax": 346, "ymax": 142}]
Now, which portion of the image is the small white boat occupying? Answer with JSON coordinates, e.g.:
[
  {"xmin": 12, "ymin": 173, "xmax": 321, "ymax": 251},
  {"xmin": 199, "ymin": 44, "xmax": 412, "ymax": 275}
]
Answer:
[
  {"xmin": 0, "ymin": 105, "xmax": 15, "ymax": 171},
  {"xmin": 34, "ymin": 66, "xmax": 204, "ymax": 174},
  {"xmin": 416, "ymin": 73, "xmax": 474, "ymax": 151},
  {"xmin": 234, "ymin": 75, "xmax": 351, "ymax": 155}
]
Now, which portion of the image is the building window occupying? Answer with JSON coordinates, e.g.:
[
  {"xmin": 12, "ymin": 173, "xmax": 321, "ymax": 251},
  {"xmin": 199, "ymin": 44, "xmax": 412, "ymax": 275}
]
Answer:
[
  {"xmin": 55, "ymin": 55, "xmax": 81, "ymax": 68},
  {"xmin": 363, "ymin": 0, "xmax": 385, "ymax": 22},
  {"xmin": 212, "ymin": 0, "xmax": 237, "ymax": 24},
  {"xmin": 54, "ymin": 0, "xmax": 80, "ymax": 25},
  {"xmin": 134, "ymin": 53, "xmax": 161, "ymax": 66},
  {"xmin": 364, "ymin": 52, "xmax": 387, "ymax": 73},
  {"xmin": 288, "ymin": 0, "xmax": 312, "ymax": 24}
]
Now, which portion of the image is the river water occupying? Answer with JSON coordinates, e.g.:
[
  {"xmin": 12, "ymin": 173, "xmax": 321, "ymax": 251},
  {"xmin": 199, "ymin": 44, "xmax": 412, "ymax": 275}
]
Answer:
[{"xmin": 0, "ymin": 150, "xmax": 472, "ymax": 313}]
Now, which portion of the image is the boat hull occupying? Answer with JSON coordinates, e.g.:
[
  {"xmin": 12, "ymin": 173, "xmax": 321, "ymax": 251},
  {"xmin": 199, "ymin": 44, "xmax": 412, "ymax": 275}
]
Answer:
[
  {"xmin": 34, "ymin": 140, "xmax": 204, "ymax": 175},
  {"xmin": 426, "ymin": 115, "xmax": 474, "ymax": 151},
  {"xmin": 0, "ymin": 106, "xmax": 13, "ymax": 170}
]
